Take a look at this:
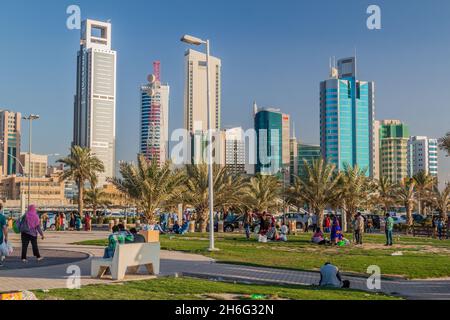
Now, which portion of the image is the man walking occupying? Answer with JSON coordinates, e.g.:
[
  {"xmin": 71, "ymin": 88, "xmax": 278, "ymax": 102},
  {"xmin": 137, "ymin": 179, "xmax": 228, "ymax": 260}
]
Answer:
[{"xmin": 385, "ymin": 213, "xmax": 394, "ymax": 246}]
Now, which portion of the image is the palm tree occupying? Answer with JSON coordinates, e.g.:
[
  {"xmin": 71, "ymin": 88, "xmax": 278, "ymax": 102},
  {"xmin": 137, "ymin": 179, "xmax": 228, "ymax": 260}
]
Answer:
[
  {"xmin": 58, "ymin": 146, "xmax": 105, "ymax": 217},
  {"xmin": 439, "ymin": 132, "xmax": 450, "ymax": 156},
  {"xmin": 110, "ymin": 155, "xmax": 185, "ymax": 223},
  {"xmin": 413, "ymin": 171, "xmax": 436, "ymax": 215},
  {"xmin": 432, "ymin": 184, "xmax": 450, "ymax": 221},
  {"xmin": 84, "ymin": 186, "xmax": 112, "ymax": 217},
  {"xmin": 242, "ymin": 174, "xmax": 281, "ymax": 213},
  {"xmin": 338, "ymin": 164, "xmax": 371, "ymax": 232},
  {"xmin": 396, "ymin": 178, "xmax": 416, "ymax": 228},
  {"xmin": 377, "ymin": 176, "xmax": 396, "ymax": 214},
  {"xmin": 285, "ymin": 176, "xmax": 305, "ymax": 212},
  {"xmin": 184, "ymin": 164, "xmax": 244, "ymax": 232},
  {"xmin": 299, "ymin": 159, "xmax": 341, "ymax": 231}
]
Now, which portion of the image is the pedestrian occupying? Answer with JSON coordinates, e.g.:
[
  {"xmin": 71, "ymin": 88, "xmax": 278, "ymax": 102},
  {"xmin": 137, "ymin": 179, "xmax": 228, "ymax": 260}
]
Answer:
[
  {"xmin": 41, "ymin": 212, "xmax": 49, "ymax": 232},
  {"xmin": 59, "ymin": 212, "xmax": 65, "ymax": 231},
  {"xmin": 385, "ymin": 213, "xmax": 394, "ymax": 246},
  {"xmin": 243, "ymin": 210, "xmax": 253, "ymax": 240},
  {"xmin": 19, "ymin": 205, "xmax": 44, "ymax": 263},
  {"xmin": 355, "ymin": 213, "xmax": 364, "ymax": 245},
  {"xmin": 75, "ymin": 214, "xmax": 82, "ymax": 231},
  {"xmin": 69, "ymin": 213, "xmax": 76, "ymax": 231},
  {"xmin": 0, "ymin": 203, "xmax": 8, "ymax": 267},
  {"xmin": 324, "ymin": 215, "xmax": 331, "ymax": 233},
  {"xmin": 330, "ymin": 215, "xmax": 340, "ymax": 244},
  {"xmin": 437, "ymin": 217, "xmax": 444, "ymax": 240},
  {"xmin": 55, "ymin": 213, "xmax": 60, "ymax": 231},
  {"xmin": 85, "ymin": 213, "xmax": 92, "ymax": 231}
]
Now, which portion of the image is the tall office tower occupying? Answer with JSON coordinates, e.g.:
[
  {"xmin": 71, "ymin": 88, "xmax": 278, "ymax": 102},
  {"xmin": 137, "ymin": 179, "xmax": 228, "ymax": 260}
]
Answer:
[
  {"xmin": 298, "ymin": 144, "xmax": 321, "ymax": 178},
  {"xmin": 408, "ymin": 136, "xmax": 439, "ymax": 178},
  {"xmin": 372, "ymin": 120, "xmax": 381, "ymax": 180},
  {"xmin": 254, "ymin": 107, "xmax": 290, "ymax": 175},
  {"xmin": 379, "ymin": 120, "xmax": 410, "ymax": 183},
  {"xmin": 320, "ymin": 57, "xmax": 375, "ymax": 176},
  {"xmin": 0, "ymin": 110, "xmax": 21, "ymax": 176},
  {"xmin": 223, "ymin": 127, "xmax": 246, "ymax": 175},
  {"xmin": 184, "ymin": 49, "xmax": 221, "ymax": 133},
  {"xmin": 289, "ymin": 137, "xmax": 298, "ymax": 184},
  {"xmin": 140, "ymin": 61, "xmax": 170, "ymax": 166},
  {"xmin": 190, "ymin": 130, "xmax": 225, "ymax": 166},
  {"xmin": 73, "ymin": 19, "xmax": 116, "ymax": 185}
]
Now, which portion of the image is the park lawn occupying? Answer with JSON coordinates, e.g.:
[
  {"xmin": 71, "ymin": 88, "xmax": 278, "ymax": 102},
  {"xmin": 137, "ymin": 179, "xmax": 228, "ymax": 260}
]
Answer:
[
  {"xmin": 76, "ymin": 233, "xmax": 450, "ymax": 280},
  {"xmin": 34, "ymin": 277, "xmax": 398, "ymax": 300}
]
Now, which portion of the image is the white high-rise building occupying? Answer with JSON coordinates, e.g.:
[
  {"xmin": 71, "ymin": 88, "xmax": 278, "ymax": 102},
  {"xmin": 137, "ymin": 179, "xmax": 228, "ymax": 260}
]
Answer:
[
  {"xmin": 408, "ymin": 136, "xmax": 439, "ymax": 178},
  {"xmin": 224, "ymin": 127, "xmax": 246, "ymax": 175},
  {"xmin": 184, "ymin": 49, "xmax": 221, "ymax": 133},
  {"xmin": 140, "ymin": 62, "xmax": 170, "ymax": 166},
  {"xmin": 73, "ymin": 19, "xmax": 116, "ymax": 184}
]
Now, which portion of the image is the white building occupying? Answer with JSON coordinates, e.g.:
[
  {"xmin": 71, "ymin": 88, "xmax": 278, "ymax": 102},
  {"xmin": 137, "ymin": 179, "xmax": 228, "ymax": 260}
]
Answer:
[
  {"xmin": 183, "ymin": 49, "xmax": 221, "ymax": 133},
  {"xmin": 73, "ymin": 19, "xmax": 117, "ymax": 184},
  {"xmin": 224, "ymin": 127, "xmax": 246, "ymax": 175},
  {"xmin": 140, "ymin": 62, "xmax": 169, "ymax": 166},
  {"xmin": 408, "ymin": 136, "xmax": 439, "ymax": 178}
]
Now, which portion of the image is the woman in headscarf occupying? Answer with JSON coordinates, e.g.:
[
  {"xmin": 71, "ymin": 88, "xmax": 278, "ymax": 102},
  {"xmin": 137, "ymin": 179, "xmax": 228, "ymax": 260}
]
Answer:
[
  {"xmin": 19, "ymin": 205, "xmax": 44, "ymax": 262},
  {"xmin": 330, "ymin": 215, "xmax": 340, "ymax": 245}
]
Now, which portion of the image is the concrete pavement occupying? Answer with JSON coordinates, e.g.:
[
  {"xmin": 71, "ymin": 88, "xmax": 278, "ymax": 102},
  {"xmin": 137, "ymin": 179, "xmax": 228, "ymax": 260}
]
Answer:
[{"xmin": 1, "ymin": 231, "xmax": 449, "ymax": 300}]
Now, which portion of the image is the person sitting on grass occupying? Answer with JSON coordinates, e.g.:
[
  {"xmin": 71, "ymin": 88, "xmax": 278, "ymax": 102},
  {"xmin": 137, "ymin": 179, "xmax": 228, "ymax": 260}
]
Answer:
[
  {"xmin": 312, "ymin": 228, "xmax": 329, "ymax": 245},
  {"xmin": 319, "ymin": 262, "xmax": 350, "ymax": 289},
  {"xmin": 335, "ymin": 228, "xmax": 350, "ymax": 246},
  {"xmin": 279, "ymin": 223, "xmax": 288, "ymax": 242},
  {"xmin": 172, "ymin": 221, "xmax": 181, "ymax": 234},
  {"xmin": 178, "ymin": 221, "xmax": 189, "ymax": 235},
  {"xmin": 129, "ymin": 228, "xmax": 146, "ymax": 243}
]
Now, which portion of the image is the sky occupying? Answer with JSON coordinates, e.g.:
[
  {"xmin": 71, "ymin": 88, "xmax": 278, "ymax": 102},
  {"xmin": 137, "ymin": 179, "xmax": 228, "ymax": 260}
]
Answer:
[{"xmin": 0, "ymin": 0, "xmax": 449, "ymax": 184}]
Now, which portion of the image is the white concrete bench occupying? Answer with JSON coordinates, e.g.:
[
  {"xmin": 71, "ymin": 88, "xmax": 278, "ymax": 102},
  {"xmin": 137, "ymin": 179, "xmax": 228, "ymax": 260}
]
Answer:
[{"xmin": 91, "ymin": 242, "xmax": 160, "ymax": 281}]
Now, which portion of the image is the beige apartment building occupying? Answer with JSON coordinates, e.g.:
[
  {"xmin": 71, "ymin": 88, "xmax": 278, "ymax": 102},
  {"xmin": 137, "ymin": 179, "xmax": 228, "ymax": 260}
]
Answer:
[
  {"xmin": 0, "ymin": 174, "xmax": 67, "ymax": 207},
  {"xmin": 20, "ymin": 153, "xmax": 48, "ymax": 178}
]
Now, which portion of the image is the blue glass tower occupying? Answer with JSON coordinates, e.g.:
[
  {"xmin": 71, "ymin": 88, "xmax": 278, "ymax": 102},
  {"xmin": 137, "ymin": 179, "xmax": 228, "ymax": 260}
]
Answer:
[{"xmin": 320, "ymin": 57, "xmax": 375, "ymax": 176}]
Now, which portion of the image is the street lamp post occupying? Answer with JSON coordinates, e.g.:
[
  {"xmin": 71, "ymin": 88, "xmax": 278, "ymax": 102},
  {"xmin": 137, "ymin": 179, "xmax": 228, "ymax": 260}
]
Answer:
[
  {"xmin": 23, "ymin": 114, "xmax": 40, "ymax": 208},
  {"xmin": 181, "ymin": 34, "xmax": 217, "ymax": 251}
]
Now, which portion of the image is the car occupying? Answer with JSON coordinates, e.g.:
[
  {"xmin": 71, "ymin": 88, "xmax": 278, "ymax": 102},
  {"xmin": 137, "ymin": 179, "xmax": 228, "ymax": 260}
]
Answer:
[
  {"xmin": 283, "ymin": 213, "xmax": 309, "ymax": 230},
  {"xmin": 391, "ymin": 216, "xmax": 407, "ymax": 225}
]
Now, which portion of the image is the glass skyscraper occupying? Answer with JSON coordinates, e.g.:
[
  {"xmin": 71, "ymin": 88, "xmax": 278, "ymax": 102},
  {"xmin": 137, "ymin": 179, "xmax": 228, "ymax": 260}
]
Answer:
[{"xmin": 320, "ymin": 57, "xmax": 375, "ymax": 176}]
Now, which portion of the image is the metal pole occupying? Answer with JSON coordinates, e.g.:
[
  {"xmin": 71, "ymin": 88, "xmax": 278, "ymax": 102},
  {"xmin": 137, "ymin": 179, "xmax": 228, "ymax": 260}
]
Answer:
[
  {"xmin": 28, "ymin": 118, "xmax": 32, "ymax": 208},
  {"xmin": 205, "ymin": 40, "xmax": 216, "ymax": 251}
]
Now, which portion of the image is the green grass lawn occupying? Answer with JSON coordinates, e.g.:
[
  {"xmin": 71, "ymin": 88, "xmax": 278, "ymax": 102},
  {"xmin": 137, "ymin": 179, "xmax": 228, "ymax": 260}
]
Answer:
[
  {"xmin": 77, "ymin": 232, "xmax": 450, "ymax": 280},
  {"xmin": 34, "ymin": 277, "xmax": 398, "ymax": 300}
]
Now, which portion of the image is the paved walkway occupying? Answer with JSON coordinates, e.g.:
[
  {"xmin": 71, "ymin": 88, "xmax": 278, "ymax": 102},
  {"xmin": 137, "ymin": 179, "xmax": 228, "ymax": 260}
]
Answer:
[{"xmin": 1, "ymin": 231, "xmax": 449, "ymax": 300}]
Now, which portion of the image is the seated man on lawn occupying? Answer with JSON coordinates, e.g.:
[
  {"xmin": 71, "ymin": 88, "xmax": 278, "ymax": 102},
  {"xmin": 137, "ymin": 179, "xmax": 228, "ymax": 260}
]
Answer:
[
  {"xmin": 319, "ymin": 262, "xmax": 350, "ymax": 288},
  {"xmin": 312, "ymin": 228, "xmax": 329, "ymax": 245},
  {"xmin": 172, "ymin": 221, "xmax": 181, "ymax": 234}
]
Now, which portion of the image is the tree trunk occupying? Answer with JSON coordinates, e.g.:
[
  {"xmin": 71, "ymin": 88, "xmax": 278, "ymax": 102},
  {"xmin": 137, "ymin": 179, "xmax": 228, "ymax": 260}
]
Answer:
[
  {"xmin": 342, "ymin": 209, "xmax": 347, "ymax": 233},
  {"xmin": 78, "ymin": 181, "xmax": 84, "ymax": 218},
  {"xmin": 198, "ymin": 210, "xmax": 208, "ymax": 233},
  {"xmin": 406, "ymin": 204, "xmax": 413, "ymax": 234},
  {"xmin": 317, "ymin": 209, "xmax": 324, "ymax": 232}
]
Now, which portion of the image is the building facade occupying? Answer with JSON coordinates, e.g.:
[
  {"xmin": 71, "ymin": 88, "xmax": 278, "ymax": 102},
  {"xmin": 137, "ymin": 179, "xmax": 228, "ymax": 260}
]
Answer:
[
  {"xmin": 0, "ymin": 110, "xmax": 21, "ymax": 176},
  {"xmin": 183, "ymin": 49, "xmax": 221, "ymax": 133},
  {"xmin": 379, "ymin": 120, "xmax": 409, "ymax": 183},
  {"xmin": 224, "ymin": 127, "xmax": 246, "ymax": 175},
  {"xmin": 408, "ymin": 136, "xmax": 439, "ymax": 178},
  {"xmin": 320, "ymin": 57, "xmax": 375, "ymax": 176},
  {"xmin": 254, "ymin": 108, "xmax": 283, "ymax": 175},
  {"xmin": 73, "ymin": 19, "xmax": 117, "ymax": 184},
  {"xmin": 298, "ymin": 144, "xmax": 321, "ymax": 178},
  {"xmin": 19, "ymin": 153, "xmax": 48, "ymax": 178},
  {"xmin": 140, "ymin": 62, "xmax": 169, "ymax": 166}
]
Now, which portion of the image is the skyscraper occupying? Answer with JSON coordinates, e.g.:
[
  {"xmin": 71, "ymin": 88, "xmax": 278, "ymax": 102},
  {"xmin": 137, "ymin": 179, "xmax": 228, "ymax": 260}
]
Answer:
[
  {"xmin": 254, "ymin": 107, "xmax": 290, "ymax": 175},
  {"xmin": 379, "ymin": 120, "xmax": 410, "ymax": 183},
  {"xmin": 224, "ymin": 127, "xmax": 246, "ymax": 175},
  {"xmin": 73, "ymin": 19, "xmax": 116, "ymax": 184},
  {"xmin": 298, "ymin": 144, "xmax": 321, "ymax": 178},
  {"xmin": 140, "ymin": 62, "xmax": 170, "ymax": 166},
  {"xmin": 0, "ymin": 110, "xmax": 21, "ymax": 176},
  {"xmin": 184, "ymin": 49, "xmax": 221, "ymax": 133},
  {"xmin": 372, "ymin": 120, "xmax": 381, "ymax": 180},
  {"xmin": 408, "ymin": 136, "xmax": 439, "ymax": 178},
  {"xmin": 320, "ymin": 57, "xmax": 375, "ymax": 176}
]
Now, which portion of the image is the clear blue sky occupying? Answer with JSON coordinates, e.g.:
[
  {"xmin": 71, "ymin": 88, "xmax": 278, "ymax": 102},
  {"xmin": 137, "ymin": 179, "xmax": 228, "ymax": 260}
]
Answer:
[{"xmin": 0, "ymin": 0, "xmax": 449, "ymax": 183}]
